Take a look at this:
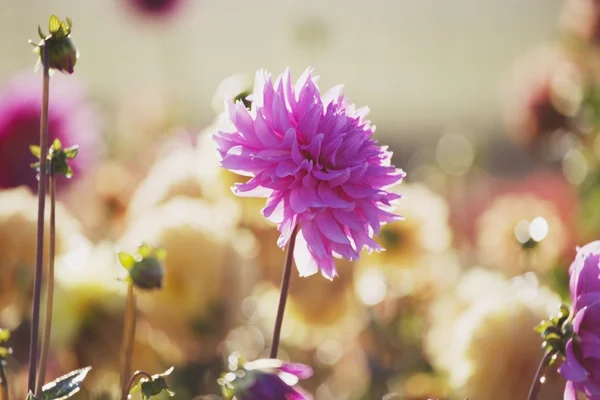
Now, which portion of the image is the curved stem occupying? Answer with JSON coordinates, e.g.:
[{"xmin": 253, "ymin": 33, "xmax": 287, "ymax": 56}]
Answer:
[
  {"xmin": 28, "ymin": 44, "xmax": 50, "ymax": 393},
  {"xmin": 120, "ymin": 285, "xmax": 137, "ymax": 400},
  {"xmin": 528, "ymin": 351, "xmax": 553, "ymax": 400},
  {"xmin": 35, "ymin": 164, "xmax": 55, "ymax": 396},
  {"xmin": 269, "ymin": 225, "xmax": 299, "ymax": 359},
  {"xmin": 121, "ymin": 370, "xmax": 153, "ymax": 400}
]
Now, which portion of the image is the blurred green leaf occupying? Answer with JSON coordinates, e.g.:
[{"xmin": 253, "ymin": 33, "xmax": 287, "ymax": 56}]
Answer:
[
  {"xmin": 52, "ymin": 139, "xmax": 62, "ymax": 151},
  {"xmin": 38, "ymin": 25, "xmax": 46, "ymax": 40},
  {"xmin": 0, "ymin": 329, "xmax": 9, "ymax": 343},
  {"xmin": 64, "ymin": 146, "xmax": 78, "ymax": 159},
  {"xmin": 41, "ymin": 366, "xmax": 91, "ymax": 400}
]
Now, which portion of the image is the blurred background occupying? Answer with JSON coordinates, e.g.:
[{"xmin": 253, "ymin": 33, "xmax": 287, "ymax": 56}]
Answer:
[{"xmin": 0, "ymin": 0, "xmax": 597, "ymax": 398}]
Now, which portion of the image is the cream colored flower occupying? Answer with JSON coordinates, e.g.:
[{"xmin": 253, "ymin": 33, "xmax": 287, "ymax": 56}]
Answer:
[
  {"xmin": 476, "ymin": 193, "xmax": 567, "ymax": 276},
  {"xmin": 52, "ymin": 240, "xmax": 167, "ymax": 375},
  {"xmin": 127, "ymin": 136, "xmax": 239, "ymax": 223},
  {"xmin": 0, "ymin": 186, "xmax": 80, "ymax": 316},
  {"xmin": 120, "ymin": 197, "xmax": 257, "ymax": 361},
  {"xmin": 425, "ymin": 268, "xmax": 564, "ymax": 400},
  {"xmin": 367, "ymin": 183, "xmax": 451, "ymax": 267}
]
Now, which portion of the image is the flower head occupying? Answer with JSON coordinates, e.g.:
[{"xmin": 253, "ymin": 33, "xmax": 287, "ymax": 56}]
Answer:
[
  {"xmin": 32, "ymin": 16, "xmax": 78, "ymax": 74},
  {"xmin": 219, "ymin": 355, "xmax": 313, "ymax": 400},
  {"xmin": 124, "ymin": 0, "xmax": 186, "ymax": 20},
  {"xmin": 559, "ymin": 241, "xmax": 600, "ymax": 399},
  {"xmin": 213, "ymin": 68, "xmax": 405, "ymax": 279},
  {"xmin": 0, "ymin": 73, "xmax": 100, "ymax": 191}
]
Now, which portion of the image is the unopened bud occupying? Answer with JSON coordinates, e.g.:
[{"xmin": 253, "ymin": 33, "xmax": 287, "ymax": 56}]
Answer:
[
  {"xmin": 129, "ymin": 257, "xmax": 164, "ymax": 290},
  {"xmin": 32, "ymin": 16, "xmax": 78, "ymax": 74}
]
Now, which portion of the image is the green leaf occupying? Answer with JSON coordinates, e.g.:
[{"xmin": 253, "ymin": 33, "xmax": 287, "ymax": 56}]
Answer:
[
  {"xmin": 48, "ymin": 15, "xmax": 61, "ymax": 34},
  {"xmin": 30, "ymin": 145, "xmax": 41, "ymax": 159},
  {"xmin": 118, "ymin": 252, "xmax": 136, "ymax": 269},
  {"xmin": 41, "ymin": 366, "xmax": 91, "ymax": 400},
  {"xmin": 64, "ymin": 146, "xmax": 78, "ymax": 159}
]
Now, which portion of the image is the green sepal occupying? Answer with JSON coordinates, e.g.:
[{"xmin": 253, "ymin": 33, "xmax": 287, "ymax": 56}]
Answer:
[
  {"xmin": 52, "ymin": 138, "xmax": 62, "ymax": 151},
  {"xmin": 129, "ymin": 368, "xmax": 175, "ymax": 400},
  {"xmin": 39, "ymin": 366, "xmax": 91, "ymax": 400},
  {"xmin": 0, "ymin": 329, "xmax": 9, "ymax": 343},
  {"xmin": 63, "ymin": 146, "xmax": 78, "ymax": 159},
  {"xmin": 48, "ymin": 16, "xmax": 61, "ymax": 35},
  {"xmin": 118, "ymin": 252, "xmax": 136, "ymax": 269},
  {"xmin": 38, "ymin": 25, "xmax": 46, "ymax": 40}
]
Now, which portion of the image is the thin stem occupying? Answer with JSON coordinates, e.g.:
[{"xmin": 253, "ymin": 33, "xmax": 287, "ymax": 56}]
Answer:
[
  {"xmin": 28, "ymin": 44, "xmax": 50, "ymax": 393},
  {"xmin": 0, "ymin": 363, "xmax": 8, "ymax": 400},
  {"xmin": 35, "ymin": 164, "xmax": 55, "ymax": 397},
  {"xmin": 121, "ymin": 370, "xmax": 153, "ymax": 400},
  {"xmin": 269, "ymin": 225, "xmax": 299, "ymax": 359},
  {"xmin": 528, "ymin": 351, "xmax": 554, "ymax": 400},
  {"xmin": 120, "ymin": 285, "xmax": 136, "ymax": 400}
]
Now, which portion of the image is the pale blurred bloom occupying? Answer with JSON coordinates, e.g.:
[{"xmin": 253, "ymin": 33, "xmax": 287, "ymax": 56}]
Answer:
[
  {"xmin": 502, "ymin": 45, "xmax": 583, "ymax": 149},
  {"xmin": 52, "ymin": 241, "xmax": 166, "ymax": 376},
  {"xmin": 425, "ymin": 269, "xmax": 564, "ymax": 400},
  {"xmin": 314, "ymin": 343, "xmax": 370, "ymax": 400},
  {"xmin": 476, "ymin": 193, "xmax": 567, "ymax": 276},
  {"xmin": 127, "ymin": 137, "xmax": 240, "ymax": 223},
  {"xmin": 211, "ymin": 73, "xmax": 253, "ymax": 114},
  {"xmin": 253, "ymin": 260, "xmax": 366, "ymax": 349},
  {"xmin": 369, "ymin": 183, "xmax": 451, "ymax": 266},
  {"xmin": 65, "ymin": 161, "xmax": 136, "ymax": 241},
  {"xmin": 559, "ymin": 0, "xmax": 600, "ymax": 45},
  {"xmin": 121, "ymin": 197, "xmax": 256, "ymax": 361},
  {"xmin": 0, "ymin": 187, "xmax": 80, "ymax": 315}
]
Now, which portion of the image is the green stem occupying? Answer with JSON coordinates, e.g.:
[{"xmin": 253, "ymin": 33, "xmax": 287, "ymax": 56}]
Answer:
[
  {"xmin": 121, "ymin": 370, "xmax": 153, "ymax": 400},
  {"xmin": 35, "ymin": 163, "xmax": 55, "ymax": 397},
  {"xmin": 269, "ymin": 225, "xmax": 299, "ymax": 359},
  {"xmin": 0, "ymin": 362, "xmax": 9, "ymax": 400},
  {"xmin": 28, "ymin": 43, "xmax": 50, "ymax": 393},
  {"xmin": 120, "ymin": 285, "xmax": 136, "ymax": 400},
  {"xmin": 527, "ymin": 351, "xmax": 553, "ymax": 400}
]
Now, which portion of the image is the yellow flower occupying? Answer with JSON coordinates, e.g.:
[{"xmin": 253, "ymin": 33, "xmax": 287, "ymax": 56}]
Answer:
[
  {"xmin": 253, "ymin": 260, "xmax": 366, "ymax": 349},
  {"xmin": 0, "ymin": 187, "xmax": 80, "ymax": 316},
  {"xmin": 476, "ymin": 194, "xmax": 567, "ymax": 276},
  {"xmin": 425, "ymin": 269, "xmax": 564, "ymax": 400}
]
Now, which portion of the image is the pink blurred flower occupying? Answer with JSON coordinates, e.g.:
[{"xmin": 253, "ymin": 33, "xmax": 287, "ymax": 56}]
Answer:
[
  {"xmin": 560, "ymin": 241, "xmax": 600, "ymax": 399},
  {"xmin": 124, "ymin": 0, "xmax": 186, "ymax": 20},
  {"xmin": 213, "ymin": 68, "xmax": 405, "ymax": 279},
  {"xmin": 0, "ymin": 73, "xmax": 101, "ymax": 192}
]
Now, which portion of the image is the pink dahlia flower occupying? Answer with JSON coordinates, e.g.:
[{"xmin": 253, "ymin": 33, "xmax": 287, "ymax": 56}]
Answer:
[
  {"xmin": 0, "ymin": 73, "xmax": 101, "ymax": 192},
  {"xmin": 213, "ymin": 68, "xmax": 405, "ymax": 279},
  {"xmin": 560, "ymin": 241, "xmax": 600, "ymax": 399}
]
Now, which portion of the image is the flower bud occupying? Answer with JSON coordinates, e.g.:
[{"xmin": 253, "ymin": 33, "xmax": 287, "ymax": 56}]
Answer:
[
  {"xmin": 129, "ymin": 257, "xmax": 164, "ymax": 290},
  {"xmin": 118, "ymin": 243, "xmax": 166, "ymax": 291},
  {"xmin": 32, "ymin": 16, "xmax": 79, "ymax": 74}
]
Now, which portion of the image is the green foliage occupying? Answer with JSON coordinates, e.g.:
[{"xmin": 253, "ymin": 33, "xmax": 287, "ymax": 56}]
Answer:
[
  {"xmin": 30, "ymin": 140, "xmax": 79, "ymax": 179},
  {"xmin": 35, "ymin": 367, "xmax": 91, "ymax": 400},
  {"xmin": 129, "ymin": 368, "xmax": 175, "ymax": 400},
  {"xmin": 535, "ymin": 303, "xmax": 572, "ymax": 365}
]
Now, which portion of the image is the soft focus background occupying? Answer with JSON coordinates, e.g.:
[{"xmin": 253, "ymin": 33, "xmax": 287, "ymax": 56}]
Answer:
[{"xmin": 0, "ymin": 0, "xmax": 597, "ymax": 399}]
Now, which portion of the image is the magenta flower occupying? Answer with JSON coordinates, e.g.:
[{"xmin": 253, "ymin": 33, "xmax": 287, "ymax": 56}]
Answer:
[
  {"xmin": 560, "ymin": 241, "xmax": 600, "ymax": 399},
  {"xmin": 0, "ymin": 72, "xmax": 100, "ymax": 192},
  {"xmin": 213, "ymin": 68, "xmax": 405, "ymax": 279},
  {"xmin": 219, "ymin": 357, "xmax": 313, "ymax": 400}
]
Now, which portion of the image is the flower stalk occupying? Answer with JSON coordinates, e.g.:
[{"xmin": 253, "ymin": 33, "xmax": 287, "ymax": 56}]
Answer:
[
  {"xmin": 35, "ymin": 160, "xmax": 56, "ymax": 397},
  {"xmin": 27, "ymin": 43, "xmax": 50, "ymax": 394},
  {"xmin": 270, "ymin": 225, "xmax": 299, "ymax": 359},
  {"xmin": 120, "ymin": 284, "xmax": 137, "ymax": 400},
  {"xmin": 122, "ymin": 370, "xmax": 153, "ymax": 400},
  {"xmin": 527, "ymin": 351, "xmax": 554, "ymax": 400},
  {"xmin": 0, "ymin": 362, "xmax": 8, "ymax": 400}
]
